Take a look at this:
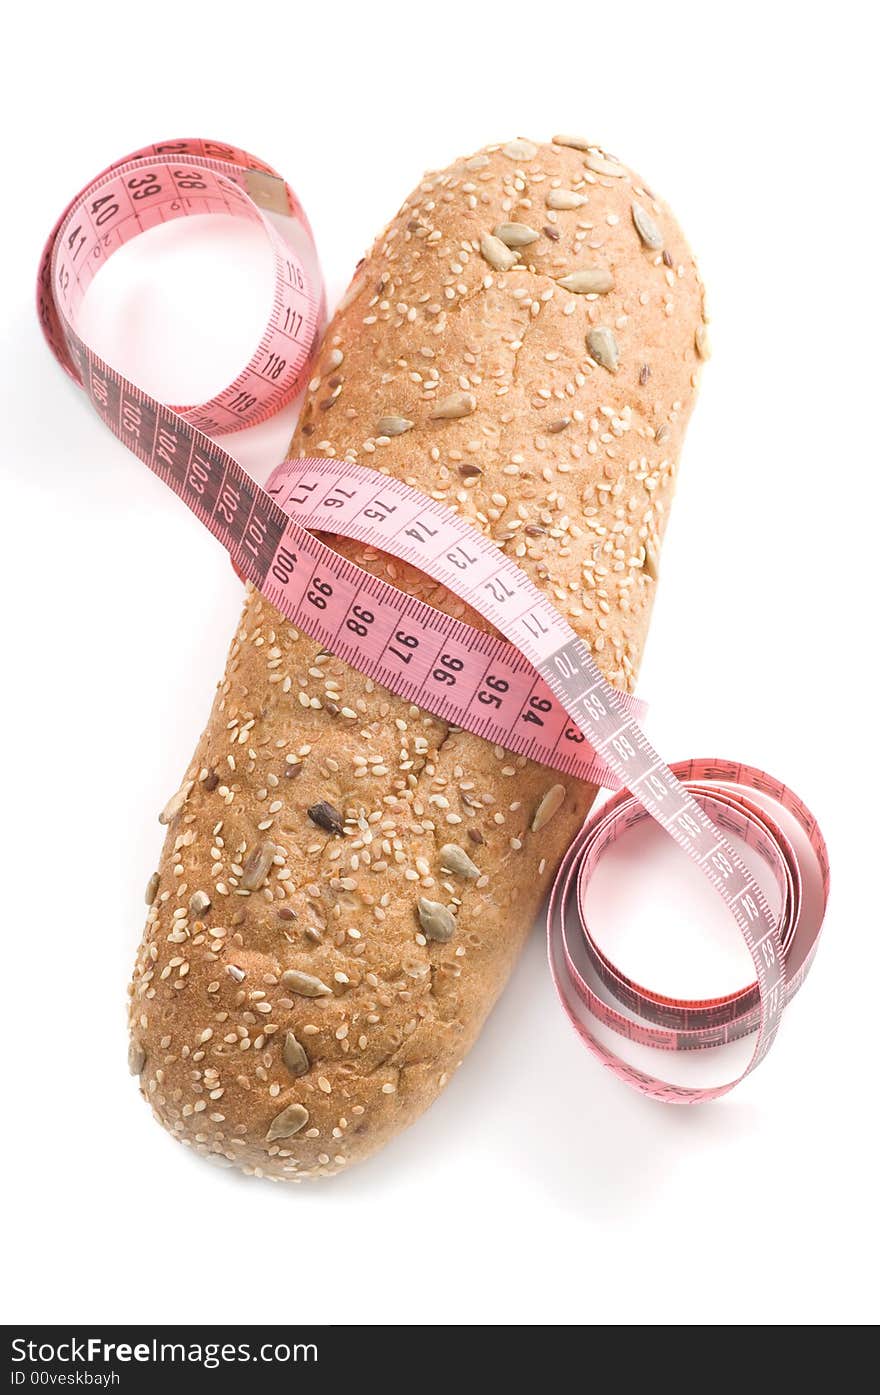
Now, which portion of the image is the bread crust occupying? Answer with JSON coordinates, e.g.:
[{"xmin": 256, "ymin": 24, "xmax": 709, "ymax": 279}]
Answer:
[{"xmin": 129, "ymin": 137, "xmax": 706, "ymax": 1179}]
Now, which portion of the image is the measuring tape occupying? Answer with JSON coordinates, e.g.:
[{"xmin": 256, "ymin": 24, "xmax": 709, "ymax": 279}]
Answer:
[{"xmin": 39, "ymin": 139, "xmax": 829, "ymax": 1103}]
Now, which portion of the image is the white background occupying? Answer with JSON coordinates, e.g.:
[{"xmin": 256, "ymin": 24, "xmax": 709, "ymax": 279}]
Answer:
[{"xmin": 2, "ymin": 0, "xmax": 876, "ymax": 1327}]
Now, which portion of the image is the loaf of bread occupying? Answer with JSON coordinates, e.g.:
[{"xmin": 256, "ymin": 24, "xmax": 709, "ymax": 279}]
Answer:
[{"xmin": 129, "ymin": 136, "xmax": 707, "ymax": 1179}]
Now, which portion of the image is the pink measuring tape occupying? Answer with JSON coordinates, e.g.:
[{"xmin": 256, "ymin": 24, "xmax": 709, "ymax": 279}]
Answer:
[{"xmin": 39, "ymin": 139, "xmax": 830, "ymax": 1103}]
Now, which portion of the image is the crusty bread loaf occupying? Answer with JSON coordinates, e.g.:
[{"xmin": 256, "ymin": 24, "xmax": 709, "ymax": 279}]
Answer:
[{"xmin": 129, "ymin": 136, "xmax": 707, "ymax": 1179}]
